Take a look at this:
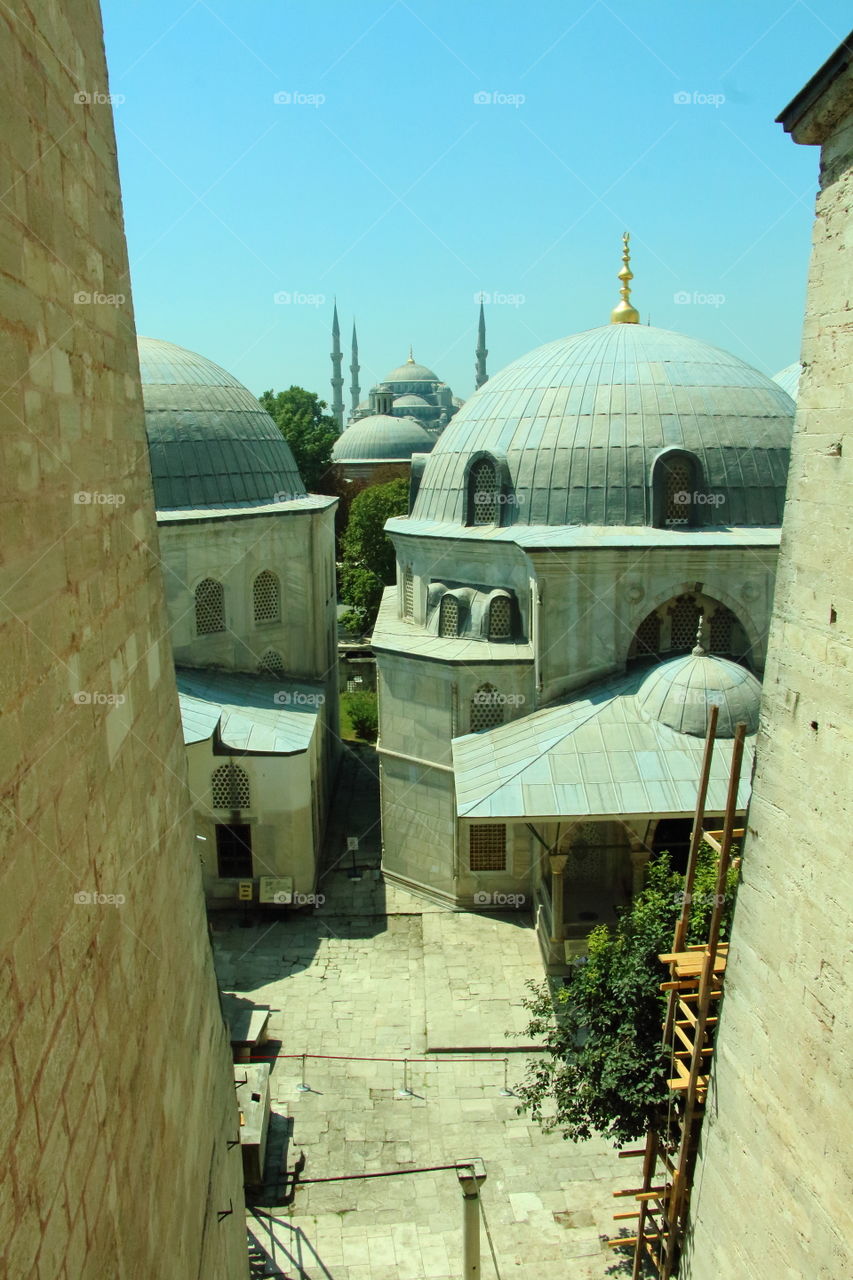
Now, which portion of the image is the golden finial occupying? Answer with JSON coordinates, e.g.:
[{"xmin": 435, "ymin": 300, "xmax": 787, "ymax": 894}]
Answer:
[
  {"xmin": 610, "ymin": 231, "xmax": 640, "ymax": 325},
  {"xmin": 407, "ymin": 345, "xmax": 415, "ymax": 363}
]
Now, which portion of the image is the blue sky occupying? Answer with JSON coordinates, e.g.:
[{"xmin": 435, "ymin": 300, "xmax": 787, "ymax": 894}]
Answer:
[{"xmin": 101, "ymin": 1, "xmax": 850, "ymax": 404}]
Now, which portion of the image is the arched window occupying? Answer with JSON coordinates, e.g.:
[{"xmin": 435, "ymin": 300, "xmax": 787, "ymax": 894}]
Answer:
[
  {"xmin": 258, "ymin": 649, "xmax": 285, "ymax": 675},
  {"xmin": 669, "ymin": 594, "xmax": 702, "ymax": 651},
  {"xmin": 653, "ymin": 452, "xmax": 699, "ymax": 528},
  {"xmin": 211, "ymin": 763, "xmax": 250, "ymax": 809},
  {"xmin": 253, "ymin": 570, "xmax": 280, "ymax": 624},
  {"xmin": 439, "ymin": 595, "xmax": 459, "ymax": 638},
  {"xmin": 469, "ymin": 824, "xmax": 507, "ymax": 871},
  {"xmin": 195, "ymin": 578, "xmax": 225, "ymax": 635},
  {"xmin": 488, "ymin": 595, "xmax": 512, "ymax": 640},
  {"xmin": 468, "ymin": 458, "xmax": 499, "ymax": 525},
  {"xmin": 403, "ymin": 566, "xmax": 414, "ymax": 619},
  {"xmin": 470, "ymin": 684, "xmax": 503, "ymax": 732}
]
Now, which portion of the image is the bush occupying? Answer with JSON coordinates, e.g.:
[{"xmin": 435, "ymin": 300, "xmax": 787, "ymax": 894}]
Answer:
[{"xmin": 343, "ymin": 690, "xmax": 378, "ymax": 742}]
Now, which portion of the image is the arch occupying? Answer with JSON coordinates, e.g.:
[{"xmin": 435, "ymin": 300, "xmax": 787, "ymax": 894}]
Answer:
[
  {"xmin": 195, "ymin": 577, "xmax": 225, "ymax": 635},
  {"xmin": 628, "ymin": 589, "xmax": 753, "ymax": 666},
  {"xmin": 253, "ymin": 569, "xmax": 280, "ymax": 624},
  {"xmin": 470, "ymin": 683, "xmax": 503, "ymax": 732},
  {"xmin": 487, "ymin": 594, "xmax": 512, "ymax": 640},
  {"xmin": 651, "ymin": 449, "xmax": 702, "ymax": 528},
  {"xmin": 210, "ymin": 762, "xmax": 250, "ymax": 809},
  {"xmin": 439, "ymin": 594, "xmax": 459, "ymax": 638},
  {"xmin": 258, "ymin": 649, "xmax": 285, "ymax": 675}
]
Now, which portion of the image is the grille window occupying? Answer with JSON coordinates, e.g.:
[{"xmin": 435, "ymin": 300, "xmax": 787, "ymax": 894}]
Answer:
[
  {"xmin": 470, "ymin": 684, "xmax": 503, "ymax": 732},
  {"xmin": 439, "ymin": 595, "xmax": 459, "ymax": 638},
  {"xmin": 469, "ymin": 459, "xmax": 499, "ymax": 525},
  {"xmin": 709, "ymin": 605, "xmax": 736, "ymax": 654},
  {"xmin": 662, "ymin": 459, "xmax": 693, "ymax": 526},
  {"xmin": 634, "ymin": 611, "xmax": 661, "ymax": 659},
  {"xmin": 211, "ymin": 763, "xmax": 250, "ymax": 810},
  {"xmin": 195, "ymin": 578, "xmax": 225, "ymax": 635},
  {"xmin": 258, "ymin": 649, "xmax": 285, "ymax": 675},
  {"xmin": 469, "ymin": 824, "xmax": 507, "ymax": 871},
  {"xmin": 669, "ymin": 595, "xmax": 702, "ymax": 652},
  {"xmin": 488, "ymin": 596, "xmax": 512, "ymax": 640},
  {"xmin": 253, "ymin": 570, "xmax": 280, "ymax": 623},
  {"xmin": 403, "ymin": 566, "xmax": 414, "ymax": 618}
]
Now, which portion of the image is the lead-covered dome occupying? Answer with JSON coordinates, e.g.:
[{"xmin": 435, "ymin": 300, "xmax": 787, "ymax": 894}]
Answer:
[
  {"xmin": 636, "ymin": 649, "xmax": 762, "ymax": 737},
  {"xmin": 332, "ymin": 414, "xmax": 434, "ymax": 462},
  {"xmin": 138, "ymin": 337, "xmax": 306, "ymax": 510},
  {"xmin": 412, "ymin": 323, "xmax": 795, "ymax": 528},
  {"xmin": 773, "ymin": 362, "xmax": 801, "ymax": 401},
  {"xmin": 382, "ymin": 358, "xmax": 440, "ymax": 384}
]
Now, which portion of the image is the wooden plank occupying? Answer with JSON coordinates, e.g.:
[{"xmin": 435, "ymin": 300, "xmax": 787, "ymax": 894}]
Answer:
[
  {"xmin": 613, "ymin": 1185, "xmax": 666, "ymax": 1198},
  {"xmin": 617, "ymin": 1148, "xmax": 648, "ymax": 1158},
  {"xmin": 613, "ymin": 1211, "xmax": 640, "ymax": 1221}
]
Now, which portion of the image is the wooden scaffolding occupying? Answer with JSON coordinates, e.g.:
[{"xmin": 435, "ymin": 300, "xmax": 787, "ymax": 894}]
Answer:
[{"xmin": 607, "ymin": 704, "xmax": 747, "ymax": 1278}]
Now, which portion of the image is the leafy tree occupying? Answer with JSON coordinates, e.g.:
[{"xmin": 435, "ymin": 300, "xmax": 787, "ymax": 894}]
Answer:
[
  {"xmin": 343, "ymin": 690, "xmax": 378, "ymax": 742},
  {"xmin": 339, "ymin": 477, "xmax": 409, "ymax": 633},
  {"xmin": 514, "ymin": 845, "xmax": 739, "ymax": 1147},
  {"xmin": 259, "ymin": 386, "xmax": 338, "ymax": 492}
]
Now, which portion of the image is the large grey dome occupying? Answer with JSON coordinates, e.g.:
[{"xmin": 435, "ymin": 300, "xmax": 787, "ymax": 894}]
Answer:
[
  {"xmin": 138, "ymin": 337, "xmax": 306, "ymax": 510},
  {"xmin": 636, "ymin": 650, "xmax": 762, "ymax": 737},
  {"xmin": 773, "ymin": 361, "xmax": 801, "ymax": 401},
  {"xmin": 382, "ymin": 357, "xmax": 440, "ymax": 384},
  {"xmin": 332, "ymin": 414, "xmax": 434, "ymax": 462},
  {"xmin": 412, "ymin": 323, "xmax": 795, "ymax": 528}
]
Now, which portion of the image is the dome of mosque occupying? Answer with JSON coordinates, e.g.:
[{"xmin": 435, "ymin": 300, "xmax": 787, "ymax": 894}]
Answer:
[
  {"xmin": 138, "ymin": 337, "xmax": 305, "ymax": 510},
  {"xmin": 382, "ymin": 356, "xmax": 440, "ymax": 384},
  {"xmin": 411, "ymin": 321, "xmax": 795, "ymax": 528},
  {"xmin": 773, "ymin": 362, "xmax": 801, "ymax": 400},
  {"xmin": 393, "ymin": 394, "xmax": 431, "ymax": 407},
  {"xmin": 635, "ymin": 648, "xmax": 762, "ymax": 737},
  {"xmin": 331, "ymin": 414, "xmax": 435, "ymax": 462}
]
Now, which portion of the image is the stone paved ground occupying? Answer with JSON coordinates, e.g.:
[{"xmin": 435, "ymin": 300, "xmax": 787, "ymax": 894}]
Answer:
[{"xmin": 212, "ymin": 886, "xmax": 636, "ymax": 1280}]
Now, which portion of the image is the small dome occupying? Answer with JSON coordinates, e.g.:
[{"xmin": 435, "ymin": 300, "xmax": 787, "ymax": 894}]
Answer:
[
  {"xmin": 636, "ymin": 650, "xmax": 762, "ymax": 737},
  {"xmin": 773, "ymin": 362, "xmax": 801, "ymax": 401},
  {"xmin": 138, "ymin": 337, "xmax": 305, "ymax": 510},
  {"xmin": 382, "ymin": 357, "xmax": 440, "ymax": 384},
  {"xmin": 331, "ymin": 414, "xmax": 435, "ymax": 462},
  {"xmin": 393, "ymin": 394, "xmax": 430, "ymax": 407}
]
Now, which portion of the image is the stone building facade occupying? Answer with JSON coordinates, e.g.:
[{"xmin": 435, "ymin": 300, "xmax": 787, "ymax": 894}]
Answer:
[
  {"xmin": 0, "ymin": 4, "xmax": 246, "ymax": 1277},
  {"xmin": 682, "ymin": 34, "xmax": 853, "ymax": 1280}
]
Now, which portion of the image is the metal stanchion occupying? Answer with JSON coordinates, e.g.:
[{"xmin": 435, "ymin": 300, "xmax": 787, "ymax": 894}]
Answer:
[
  {"xmin": 456, "ymin": 1159, "xmax": 487, "ymax": 1280},
  {"xmin": 296, "ymin": 1052, "xmax": 310, "ymax": 1092},
  {"xmin": 397, "ymin": 1057, "xmax": 413, "ymax": 1097},
  {"xmin": 499, "ymin": 1057, "xmax": 514, "ymax": 1096}
]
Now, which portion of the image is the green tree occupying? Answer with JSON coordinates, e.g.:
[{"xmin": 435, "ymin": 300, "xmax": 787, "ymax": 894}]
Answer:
[
  {"xmin": 514, "ymin": 845, "xmax": 739, "ymax": 1148},
  {"xmin": 259, "ymin": 386, "xmax": 338, "ymax": 492},
  {"xmin": 339, "ymin": 477, "xmax": 409, "ymax": 633},
  {"xmin": 342, "ymin": 690, "xmax": 378, "ymax": 742}
]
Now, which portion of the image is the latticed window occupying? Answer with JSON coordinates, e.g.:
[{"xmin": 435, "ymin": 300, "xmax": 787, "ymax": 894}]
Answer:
[
  {"xmin": 195, "ymin": 578, "xmax": 225, "ymax": 635},
  {"xmin": 633, "ymin": 610, "xmax": 661, "ymax": 659},
  {"xmin": 469, "ymin": 458, "xmax": 499, "ymax": 525},
  {"xmin": 470, "ymin": 683, "xmax": 504, "ymax": 732},
  {"xmin": 709, "ymin": 606, "xmax": 736, "ymax": 654},
  {"xmin": 211, "ymin": 763, "xmax": 250, "ymax": 809},
  {"xmin": 439, "ymin": 595, "xmax": 459, "ymax": 638},
  {"xmin": 669, "ymin": 595, "xmax": 702, "ymax": 652},
  {"xmin": 403, "ymin": 566, "xmax": 414, "ymax": 618},
  {"xmin": 488, "ymin": 595, "xmax": 512, "ymax": 640},
  {"xmin": 253, "ymin": 570, "xmax": 280, "ymax": 623},
  {"xmin": 469, "ymin": 824, "xmax": 507, "ymax": 871},
  {"xmin": 662, "ymin": 458, "xmax": 693, "ymax": 526},
  {"xmin": 258, "ymin": 649, "xmax": 285, "ymax": 675}
]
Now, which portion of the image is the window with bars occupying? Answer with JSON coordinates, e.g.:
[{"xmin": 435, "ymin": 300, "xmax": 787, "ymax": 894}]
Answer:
[
  {"xmin": 488, "ymin": 595, "xmax": 512, "ymax": 640},
  {"xmin": 439, "ymin": 595, "xmax": 459, "ymax": 637},
  {"xmin": 469, "ymin": 824, "xmax": 507, "ymax": 871},
  {"xmin": 709, "ymin": 605, "xmax": 736, "ymax": 654},
  {"xmin": 403, "ymin": 566, "xmax": 414, "ymax": 618},
  {"xmin": 669, "ymin": 595, "xmax": 702, "ymax": 652},
  {"xmin": 253, "ymin": 570, "xmax": 280, "ymax": 623},
  {"xmin": 662, "ymin": 459, "xmax": 693, "ymax": 525},
  {"xmin": 258, "ymin": 649, "xmax": 285, "ymax": 675},
  {"xmin": 470, "ymin": 683, "xmax": 504, "ymax": 732},
  {"xmin": 633, "ymin": 610, "xmax": 661, "ymax": 659},
  {"xmin": 211, "ymin": 763, "xmax": 250, "ymax": 809},
  {"xmin": 468, "ymin": 458, "xmax": 499, "ymax": 525},
  {"xmin": 195, "ymin": 578, "xmax": 225, "ymax": 635}
]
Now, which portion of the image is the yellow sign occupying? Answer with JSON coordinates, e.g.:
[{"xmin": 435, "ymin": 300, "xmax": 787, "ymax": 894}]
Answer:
[{"xmin": 237, "ymin": 881, "xmax": 253, "ymax": 902}]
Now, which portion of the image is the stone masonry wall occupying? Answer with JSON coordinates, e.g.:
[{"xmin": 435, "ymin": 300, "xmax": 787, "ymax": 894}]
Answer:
[
  {"xmin": 682, "ymin": 74, "xmax": 853, "ymax": 1280},
  {"xmin": 0, "ymin": 3, "xmax": 246, "ymax": 1277}
]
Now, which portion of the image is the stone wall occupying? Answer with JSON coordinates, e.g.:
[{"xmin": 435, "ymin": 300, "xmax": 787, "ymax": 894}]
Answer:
[
  {"xmin": 0, "ymin": 3, "xmax": 246, "ymax": 1276},
  {"xmin": 682, "ymin": 59, "xmax": 853, "ymax": 1280}
]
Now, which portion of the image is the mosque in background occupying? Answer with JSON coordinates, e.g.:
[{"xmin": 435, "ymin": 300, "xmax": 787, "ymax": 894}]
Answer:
[
  {"xmin": 138, "ymin": 337, "xmax": 339, "ymax": 907},
  {"xmin": 329, "ymin": 302, "xmax": 489, "ymax": 478},
  {"xmin": 373, "ymin": 235, "xmax": 799, "ymax": 969}
]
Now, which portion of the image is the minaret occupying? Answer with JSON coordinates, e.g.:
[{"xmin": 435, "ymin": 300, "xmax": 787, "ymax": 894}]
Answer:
[
  {"xmin": 330, "ymin": 301, "xmax": 344, "ymax": 431},
  {"xmin": 475, "ymin": 300, "xmax": 488, "ymax": 389},
  {"xmin": 610, "ymin": 231, "xmax": 640, "ymax": 324},
  {"xmin": 350, "ymin": 321, "xmax": 361, "ymax": 416}
]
